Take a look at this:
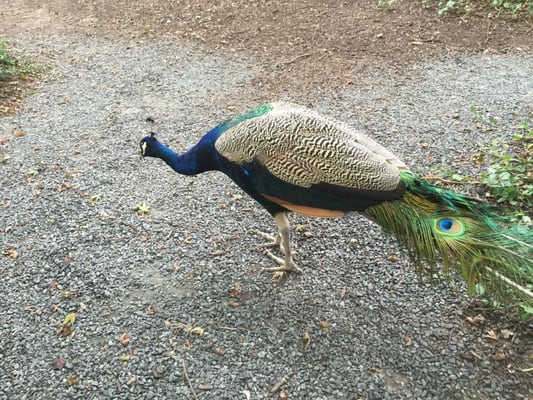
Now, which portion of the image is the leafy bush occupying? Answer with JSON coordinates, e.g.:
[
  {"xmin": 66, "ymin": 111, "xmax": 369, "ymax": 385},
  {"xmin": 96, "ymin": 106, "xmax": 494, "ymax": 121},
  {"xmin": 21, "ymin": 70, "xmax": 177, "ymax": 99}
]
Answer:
[
  {"xmin": 421, "ymin": 0, "xmax": 533, "ymax": 17},
  {"xmin": 0, "ymin": 40, "xmax": 19, "ymax": 81}
]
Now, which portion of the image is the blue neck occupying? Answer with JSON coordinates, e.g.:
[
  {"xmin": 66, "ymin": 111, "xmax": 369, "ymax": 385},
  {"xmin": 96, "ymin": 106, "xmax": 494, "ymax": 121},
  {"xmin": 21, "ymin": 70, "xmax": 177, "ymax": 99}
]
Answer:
[{"xmin": 153, "ymin": 128, "xmax": 221, "ymax": 175}]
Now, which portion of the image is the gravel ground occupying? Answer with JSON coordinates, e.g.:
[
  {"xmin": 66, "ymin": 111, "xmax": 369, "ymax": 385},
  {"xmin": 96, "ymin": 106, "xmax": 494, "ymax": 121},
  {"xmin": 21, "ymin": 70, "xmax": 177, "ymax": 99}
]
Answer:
[{"xmin": 1, "ymin": 35, "xmax": 532, "ymax": 399}]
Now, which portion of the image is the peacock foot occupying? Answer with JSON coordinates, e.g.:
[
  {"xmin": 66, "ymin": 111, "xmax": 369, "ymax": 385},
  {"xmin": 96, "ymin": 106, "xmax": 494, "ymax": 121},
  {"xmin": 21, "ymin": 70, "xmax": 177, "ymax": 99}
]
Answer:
[
  {"xmin": 256, "ymin": 231, "xmax": 281, "ymax": 249},
  {"xmin": 261, "ymin": 250, "xmax": 303, "ymax": 274}
]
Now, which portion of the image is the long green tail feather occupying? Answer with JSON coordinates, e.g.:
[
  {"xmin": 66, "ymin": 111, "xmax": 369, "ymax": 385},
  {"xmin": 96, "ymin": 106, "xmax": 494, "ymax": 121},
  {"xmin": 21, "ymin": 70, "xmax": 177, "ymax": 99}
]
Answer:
[{"xmin": 365, "ymin": 172, "xmax": 533, "ymax": 306}]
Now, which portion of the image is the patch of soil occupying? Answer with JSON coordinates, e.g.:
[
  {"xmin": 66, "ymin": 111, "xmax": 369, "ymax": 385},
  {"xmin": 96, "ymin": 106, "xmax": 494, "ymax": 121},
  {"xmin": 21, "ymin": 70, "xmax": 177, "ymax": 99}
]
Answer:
[{"xmin": 1, "ymin": 1, "xmax": 532, "ymax": 103}]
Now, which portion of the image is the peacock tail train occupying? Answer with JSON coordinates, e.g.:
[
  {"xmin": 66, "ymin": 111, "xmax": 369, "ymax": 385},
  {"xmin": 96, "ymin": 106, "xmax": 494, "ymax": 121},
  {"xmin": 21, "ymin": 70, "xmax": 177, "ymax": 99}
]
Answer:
[{"xmin": 365, "ymin": 171, "xmax": 533, "ymax": 304}]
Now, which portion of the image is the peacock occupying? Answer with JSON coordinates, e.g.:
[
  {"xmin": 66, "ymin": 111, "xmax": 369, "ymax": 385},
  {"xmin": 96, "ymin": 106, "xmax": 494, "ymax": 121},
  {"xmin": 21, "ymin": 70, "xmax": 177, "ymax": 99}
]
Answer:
[{"xmin": 140, "ymin": 102, "xmax": 532, "ymax": 305}]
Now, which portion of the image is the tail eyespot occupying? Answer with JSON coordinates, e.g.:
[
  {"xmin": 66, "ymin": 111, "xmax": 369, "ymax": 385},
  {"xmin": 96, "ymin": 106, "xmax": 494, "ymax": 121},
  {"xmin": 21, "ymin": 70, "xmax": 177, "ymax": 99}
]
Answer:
[{"xmin": 435, "ymin": 217, "xmax": 464, "ymax": 236}]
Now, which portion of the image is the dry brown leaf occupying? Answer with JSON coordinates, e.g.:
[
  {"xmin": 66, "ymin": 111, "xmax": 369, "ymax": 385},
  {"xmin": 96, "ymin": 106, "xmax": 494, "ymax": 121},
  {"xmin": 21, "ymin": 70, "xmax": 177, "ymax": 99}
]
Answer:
[
  {"xmin": 120, "ymin": 353, "xmax": 131, "ymax": 362},
  {"xmin": 190, "ymin": 326, "xmax": 204, "ymax": 336},
  {"xmin": 228, "ymin": 282, "xmax": 241, "ymax": 297},
  {"xmin": 228, "ymin": 300, "xmax": 240, "ymax": 308},
  {"xmin": 493, "ymin": 349, "xmax": 506, "ymax": 361},
  {"xmin": 127, "ymin": 374, "xmax": 137, "ymax": 385},
  {"xmin": 49, "ymin": 281, "xmax": 58, "ymax": 291},
  {"xmin": 214, "ymin": 347, "xmax": 225, "ymax": 356},
  {"xmin": 466, "ymin": 314, "xmax": 485, "ymax": 326},
  {"xmin": 320, "ymin": 321, "xmax": 330, "ymax": 329},
  {"xmin": 52, "ymin": 357, "xmax": 67, "ymax": 370},
  {"xmin": 279, "ymin": 389, "xmax": 288, "ymax": 399},
  {"xmin": 339, "ymin": 288, "xmax": 346, "ymax": 300},
  {"xmin": 485, "ymin": 330, "xmax": 498, "ymax": 340},
  {"xmin": 403, "ymin": 336, "xmax": 412, "ymax": 347},
  {"xmin": 387, "ymin": 255, "xmax": 399, "ymax": 262},
  {"xmin": 500, "ymin": 329, "xmax": 514, "ymax": 340},
  {"xmin": 57, "ymin": 323, "xmax": 73, "ymax": 337},
  {"xmin": 3, "ymin": 248, "xmax": 19, "ymax": 259},
  {"xmin": 14, "ymin": 130, "xmax": 25, "ymax": 137},
  {"xmin": 66, "ymin": 376, "xmax": 79, "ymax": 386},
  {"xmin": 120, "ymin": 332, "xmax": 129, "ymax": 346},
  {"xmin": 302, "ymin": 331, "xmax": 311, "ymax": 350}
]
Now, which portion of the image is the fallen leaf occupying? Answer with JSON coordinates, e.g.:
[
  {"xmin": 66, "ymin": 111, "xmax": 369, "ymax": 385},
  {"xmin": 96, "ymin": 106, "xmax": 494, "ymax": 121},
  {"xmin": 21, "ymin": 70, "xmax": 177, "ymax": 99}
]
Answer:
[
  {"xmin": 49, "ymin": 281, "xmax": 58, "ymax": 291},
  {"xmin": 466, "ymin": 314, "xmax": 485, "ymax": 326},
  {"xmin": 279, "ymin": 389, "xmax": 288, "ymax": 399},
  {"xmin": 3, "ymin": 248, "xmax": 19, "ymax": 259},
  {"xmin": 120, "ymin": 332, "xmax": 129, "ymax": 346},
  {"xmin": 387, "ymin": 255, "xmax": 400, "ymax": 262},
  {"xmin": 189, "ymin": 326, "xmax": 204, "ymax": 336},
  {"xmin": 57, "ymin": 322, "xmax": 74, "ymax": 336},
  {"xmin": 120, "ymin": 353, "xmax": 131, "ymax": 362},
  {"xmin": 136, "ymin": 201, "xmax": 150, "ymax": 215},
  {"xmin": 500, "ymin": 329, "xmax": 514, "ymax": 340},
  {"xmin": 339, "ymin": 288, "xmax": 346, "ymax": 300},
  {"xmin": 66, "ymin": 376, "xmax": 79, "ymax": 386},
  {"xmin": 59, "ymin": 182, "xmax": 73, "ymax": 192},
  {"xmin": 320, "ymin": 321, "xmax": 330, "ymax": 329},
  {"xmin": 63, "ymin": 290, "xmax": 74, "ymax": 299},
  {"xmin": 15, "ymin": 130, "xmax": 25, "ymax": 137},
  {"xmin": 228, "ymin": 300, "xmax": 240, "ymax": 308},
  {"xmin": 87, "ymin": 194, "xmax": 101, "ymax": 206},
  {"xmin": 214, "ymin": 347, "xmax": 225, "ymax": 356},
  {"xmin": 127, "ymin": 374, "xmax": 137, "ymax": 385},
  {"xmin": 52, "ymin": 357, "xmax": 67, "ymax": 370},
  {"xmin": 0, "ymin": 137, "xmax": 9, "ymax": 145},
  {"xmin": 494, "ymin": 349, "xmax": 506, "ymax": 361},
  {"xmin": 182, "ymin": 236, "xmax": 192, "ymax": 244},
  {"xmin": 302, "ymin": 331, "xmax": 311, "ymax": 350},
  {"xmin": 485, "ymin": 330, "xmax": 498, "ymax": 340},
  {"xmin": 403, "ymin": 336, "xmax": 412, "ymax": 347},
  {"xmin": 62, "ymin": 312, "xmax": 76, "ymax": 325},
  {"xmin": 228, "ymin": 282, "xmax": 241, "ymax": 297}
]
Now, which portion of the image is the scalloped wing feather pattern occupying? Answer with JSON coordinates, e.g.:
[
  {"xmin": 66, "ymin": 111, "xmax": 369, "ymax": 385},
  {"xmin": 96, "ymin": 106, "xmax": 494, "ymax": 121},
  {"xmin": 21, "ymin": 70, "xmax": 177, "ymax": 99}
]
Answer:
[{"xmin": 214, "ymin": 102, "xmax": 408, "ymax": 191}]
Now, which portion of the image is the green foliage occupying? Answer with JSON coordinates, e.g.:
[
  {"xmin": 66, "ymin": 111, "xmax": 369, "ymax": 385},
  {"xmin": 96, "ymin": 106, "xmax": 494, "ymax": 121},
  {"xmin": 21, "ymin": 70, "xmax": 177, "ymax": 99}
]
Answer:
[
  {"xmin": 480, "ymin": 122, "xmax": 533, "ymax": 223},
  {"xmin": 421, "ymin": 0, "xmax": 533, "ymax": 17},
  {"xmin": 0, "ymin": 39, "xmax": 19, "ymax": 81},
  {"xmin": 0, "ymin": 39, "xmax": 41, "ymax": 82}
]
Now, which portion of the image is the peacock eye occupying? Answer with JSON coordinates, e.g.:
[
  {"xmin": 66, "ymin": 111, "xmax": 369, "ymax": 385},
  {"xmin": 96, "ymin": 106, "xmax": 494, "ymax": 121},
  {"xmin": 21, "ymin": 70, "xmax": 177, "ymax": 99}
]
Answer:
[
  {"xmin": 439, "ymin": 219, "xmax": 453, "ymax": 231},
  {"xmin": 435, "ymin": 217, "xmax": 464, "ymax": 236}
]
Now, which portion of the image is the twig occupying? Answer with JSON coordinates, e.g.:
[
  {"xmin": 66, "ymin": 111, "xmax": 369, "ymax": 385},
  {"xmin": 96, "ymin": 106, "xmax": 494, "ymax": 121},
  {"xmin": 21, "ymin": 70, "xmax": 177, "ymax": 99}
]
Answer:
[
  {"xmin": 182, "ymin": 359, "xmax": 199, "ymax": 400},
  {"xmin": 275, "ymin": 53, "xmax": 311, "ymax": 67},
  {"xmin": 485, "ymin": 266, "xmax": 533, "ymax": 299},
  {"xmin": 269, "ymin": 376, "xmax": 287, "ymax": 393}
]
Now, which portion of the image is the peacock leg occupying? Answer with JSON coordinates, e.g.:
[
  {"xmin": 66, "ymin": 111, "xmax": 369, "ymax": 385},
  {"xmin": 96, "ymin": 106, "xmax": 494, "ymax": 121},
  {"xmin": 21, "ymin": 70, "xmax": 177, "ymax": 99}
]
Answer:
[{"xmin": 261, "ymin": 213, "xmax": 302, "ymax": 273}]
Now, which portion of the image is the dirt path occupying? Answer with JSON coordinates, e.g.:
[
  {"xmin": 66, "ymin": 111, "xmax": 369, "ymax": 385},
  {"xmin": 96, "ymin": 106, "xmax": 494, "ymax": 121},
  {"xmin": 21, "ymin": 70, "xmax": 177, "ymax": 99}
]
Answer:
[{"xmin": 0, "ymin": 2, "xmax": 532, "ymax": 399}]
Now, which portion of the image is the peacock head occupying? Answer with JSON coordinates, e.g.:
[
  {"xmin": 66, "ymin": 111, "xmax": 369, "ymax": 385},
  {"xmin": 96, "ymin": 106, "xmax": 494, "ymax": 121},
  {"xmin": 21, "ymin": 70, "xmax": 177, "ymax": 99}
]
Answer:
[{"xmin": 140, "ymin": 133, "xmax": 161, "ymax": 157}]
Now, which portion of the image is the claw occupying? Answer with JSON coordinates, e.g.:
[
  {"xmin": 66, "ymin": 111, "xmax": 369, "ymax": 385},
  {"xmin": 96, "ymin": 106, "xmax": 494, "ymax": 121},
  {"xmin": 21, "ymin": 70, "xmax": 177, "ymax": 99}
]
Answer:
[
  {"xmin": 256, "ymin": 231, "xmax": 280, "ymax": 249},
  {"xmin": 262, "ymin": 250, "xmax": 303, "ymax": 274}
]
